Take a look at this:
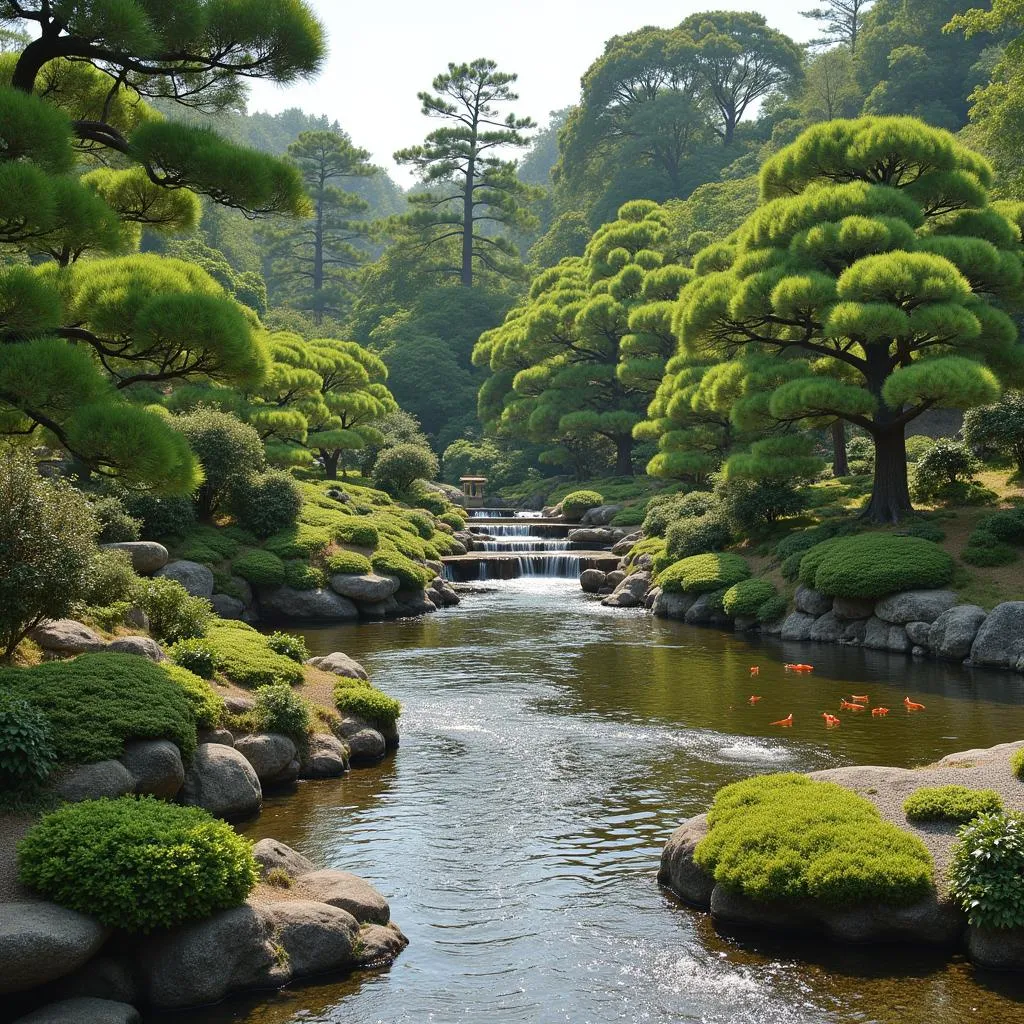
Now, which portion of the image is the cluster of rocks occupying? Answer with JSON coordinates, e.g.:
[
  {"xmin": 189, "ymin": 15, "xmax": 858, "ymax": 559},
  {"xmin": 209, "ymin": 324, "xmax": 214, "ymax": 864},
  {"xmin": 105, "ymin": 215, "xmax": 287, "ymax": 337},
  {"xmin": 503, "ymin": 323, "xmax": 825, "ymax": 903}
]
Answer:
[
  {"xmin": 3, "ymin": 840, "xmax": 407, "ymax": 1021},
  {"xmin": 28, "ymin": 619, "xmax": 163, "ymax": 662}
]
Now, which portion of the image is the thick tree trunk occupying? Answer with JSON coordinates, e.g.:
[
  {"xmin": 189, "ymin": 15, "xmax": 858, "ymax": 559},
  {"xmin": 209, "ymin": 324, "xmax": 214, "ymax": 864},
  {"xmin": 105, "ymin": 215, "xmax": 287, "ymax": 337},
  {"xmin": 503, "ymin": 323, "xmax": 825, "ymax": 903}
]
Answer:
[
  {"xmin": 322, "ymin": 450, "xmax": 340, "ymax": 480},
  {"xmin": 831, "ymin": 420, "xmax": 848, "ymax": 477},
  {"xmin": 11, "ymin": 39, "xmax": 53, "ymax": 93},
  {"xmin": 862, "ymin": 429, "xmax": 913, "ymax": 523},
  {"xmin": 614, "ymin": 437, "xmax": 634, "ymax": 477}
]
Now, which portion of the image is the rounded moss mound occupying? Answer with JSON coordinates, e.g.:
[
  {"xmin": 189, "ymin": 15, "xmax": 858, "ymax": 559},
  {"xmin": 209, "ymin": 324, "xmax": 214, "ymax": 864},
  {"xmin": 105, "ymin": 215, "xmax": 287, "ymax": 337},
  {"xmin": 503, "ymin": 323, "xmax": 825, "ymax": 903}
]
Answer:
[
  {"xmin": 656, "ymin": 553, "xmax": 750, "ymax": 595},
  {"xmin": 334, "ymin": 678, "xmax": 401, "ymax": 729},
  {"xmin": 694, "ymin": 774, "xmax": 934, "ymax": 908},
  {"xmin": 232, "ymin": 549, "xmax": 286, "ymax": 587},
  {"xmin": 371, "ymin": 548, "xmax": 432, "ymax": 589},
  {"xmin": 903, "ymin": 785, "xmax": 1003, "ymax": 824},
  {"xmin": 204, "ymin": 621, "xmax": 304, "ymax": 688},
  {"xmin": 561, "ymin": 490, "xmax": 603, "ymax": 518},
  {"xmin": 18, "ymin": 797, "xmax": 258, "ymax": 932},
  {"xmin": 336, "ymin": 519, "xmax": 380, "ymax": 549},
  {"xmin": 0, "ymin": 654, "xmax": 203, "ymax": 764},
  {"xmin": 722, "ymin": 578, "xmax": 777, "ymax": 618},
  {"xmin": 439, "ymin": 511, "xmax": 467, "ymax": 531},
  {"xmin": 798, "ymin": 534, "xmax": 954, "ymax": 599},
  {"xmin": 325, "ymin": 550, "xmax": 373, "ymax": 576}
]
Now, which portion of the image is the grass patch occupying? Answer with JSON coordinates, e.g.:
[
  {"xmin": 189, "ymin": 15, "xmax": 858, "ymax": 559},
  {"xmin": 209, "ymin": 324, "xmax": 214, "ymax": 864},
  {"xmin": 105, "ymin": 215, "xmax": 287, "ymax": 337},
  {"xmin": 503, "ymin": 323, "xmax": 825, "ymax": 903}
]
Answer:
[
  {"xmin": 903, "ymin": 785, "xmax": 1003, "ymax": 824},
  {"xmin": 333, "ymin": 676, "xmax": 401, "ymax": 729}
]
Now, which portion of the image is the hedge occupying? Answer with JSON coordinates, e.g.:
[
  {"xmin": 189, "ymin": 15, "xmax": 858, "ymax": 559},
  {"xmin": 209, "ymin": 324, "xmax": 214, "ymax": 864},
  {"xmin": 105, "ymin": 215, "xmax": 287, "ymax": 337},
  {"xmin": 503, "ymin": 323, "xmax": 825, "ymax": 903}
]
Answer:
[
  {"xmin": 204, "ymin": 622, "xmax": 305, "ymax": 688},
  {"xmin": 656, "ymin": 553, "xmax": 750, "ymax": 595},
  {"xmin": 561, "ymin": 490, "xmax": 603, "ymax": 518},
  {"xmin": 903, "ymin": 785, "xmax": 1003, "ymax": 824},
  {"xmin": 231, "ymin": 549, "xmax": 286, "ymax": 587},
  {"xmin": 694, "ymin": 774, "xmax": 933, "ymax": 908},
  {"xmin": 722, "ymin": 578, "xmax": 777, "ymax": 618},
  {"xmin": 371, "ymin": 547, "xmax": 432, "ymax": 589},
  {"xmin": 325, "ymin": 550, "xmax": 373, "ymax": 576}
]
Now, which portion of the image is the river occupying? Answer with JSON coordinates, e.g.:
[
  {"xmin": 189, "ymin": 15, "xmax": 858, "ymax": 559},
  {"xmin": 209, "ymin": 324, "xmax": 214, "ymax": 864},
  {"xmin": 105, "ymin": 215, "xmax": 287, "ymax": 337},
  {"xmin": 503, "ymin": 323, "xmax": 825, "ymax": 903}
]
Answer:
[{"xmin": 179, "ymin": 578, "xmax": 1024, "ymax": 1024}]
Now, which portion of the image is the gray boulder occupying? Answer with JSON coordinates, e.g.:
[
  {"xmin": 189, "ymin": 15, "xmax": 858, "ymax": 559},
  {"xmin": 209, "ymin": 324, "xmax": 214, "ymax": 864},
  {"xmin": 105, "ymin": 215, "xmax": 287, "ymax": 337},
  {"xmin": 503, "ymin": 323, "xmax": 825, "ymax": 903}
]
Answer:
[
  {"xmin": 794, "ymin": 586, "xmax": 832, "ymax": 616},
  {"xmin": 297, "ymin": 869, "xmax": 390, "ymax": 924},
  {"xmin": 329, "ymin": 573, "xmax": 400, "ymax": 603},
  {"xmin": 684, "ymin": 593, "xmax": 730, "ymax": 627},
  {"xmin": 832, "ymin": 596, "xmax": 875, "ymax": 620},
  {"xmin": 611, "ymin": 532, "xmax": 642, "ymax": 556},
  {"xmin": 652, "ymin": 591, "xmax": 696, "ymax": 621},
  {"xmin": 428, "ymin": 578, "xmax": 460, "ymax": 607},
  {"xmin": 602, "ymin": 571, "xmax": 652, "ymax": 609},
  {"xmin": 264, "ymin": 901, "xmax": 359, "ymax": 978},
  {"xmin": 231, "ymin": 576, "xmax": 254, "ymax": 606},
  {"xmin": 134, "ymin": 904, "xmax": 287, "ymax": 1009},
  {"xmin": 781, "ymin": 611, "xmax": 817, "ymax": 641},
  {"xmin": 658, "ymin": 814, "xmax": 714, "ymax": 909},
  {"xmin": 56, "ymin": 760, "xmax": 134, "ymax": 802},
  {"xmin": 644, "ymin": 586, "xmax": 661, "ymax": 610},
  {"xmin": 354, "ymin": 923, "xmax": 410, "ymax": 967},
  {"xmin": 967, "ymin": 925, "xmax": 1024, "ymax": 969},
  {"xmin": 180, "ymin": 743, "xmax": 262, "ymax": 821},
  {"xmin": 48, "ymin": 955, "xmax": 137, "ymax": 1005},
  {"xmin": 875, "ymin": 589, "xmax": 958, "ymax": 625},
  {"xmin": 210, "ymin": 594, "xmax": 245, "ymax": 619},
  {"xmin": 100, "ymin": 540, "xmax": 168, "ymax": 575},
  {"xmin": 307, "ymin": 651, "xmax": 369, "ymax": 680},
  {"xmin": 105, "ymin": 636, "xmax": 164, "ymax": 661},
  {"xmin": 299, "ymin": 733, "xmax": 349, "ymax": 779},
  {"xmin": 579, "ymin": 569, "xmax": 606, "ymax": 594},
  {"xmin": 394, "ymin": 590, "xmax": 437, "ymax": 617},
  {"xmin": 567, "ymin": 527, "xmax": 615, "ymax": 546},
  {"xmin": 223, "ymin": 694, "xmax": 254, "ymax": 713},
  {"xmin": 121, "ymin": 739, "xmax": 184, "ymax": 799},
  {"xmin": 970, "ymin": 602, "xmax": 1024, "ymax": 669},
  {"xmin": 155, "ymin": 560, "xmax": 214, "ymax": 599},
  {"xmin": 233, "ymin": 733, "xmax": 299, "ymax": 787},
  {"xmin": 905, "ymin": 620, "xmax": 932, "ymax": 647},
  {"xmin": 252, "ymin": 838, "xmax": 315, "ymax": 879},
  {"xmin": 604, "ymin": 569, "xmax": 627, "ymax": 589},
  {"xmin": 809, "ymin": 611, "xmax": 866, "ymax": 644},
  {"xmin": 259, "ymin": 586, "xmax": 359, "ymax": 621},
  {"xmin": 0, "ymin": 903, "xmax": 110, "ymax": 994},
  {"xmin": 345, "ymin": 728, "xmax": 386, "ymax": 763},
  {"xmin": 580, "ymin": 503, "xmax": 623, "ymax": 526},
  {"xmin": 13, "ymin": 998, "xmax": 140, "ymax": 1024},
  {"xmin": 928, "ymin": 605, "xmax": 987, "ymax": 661},
  {"xmin": 28, "ymin": 619, "xmax": 105, "ymax": 654},
  {"xmin": 862, "ymin": 616, "xmax": 911, "ymax": 653},
  {"xmin": 197, "ymin": 727, "xmax": 234, "ymax": 747}
]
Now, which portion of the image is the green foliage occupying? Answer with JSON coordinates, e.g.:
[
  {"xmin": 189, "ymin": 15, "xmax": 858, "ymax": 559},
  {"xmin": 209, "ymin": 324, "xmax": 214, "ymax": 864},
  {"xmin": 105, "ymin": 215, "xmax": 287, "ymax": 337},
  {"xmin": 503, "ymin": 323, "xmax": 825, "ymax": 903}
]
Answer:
[
  {"xmin": 964, "ymin": 393, "xmax": 1024, "ymax": 477},
  {"xmin": 90, "ymin": 496, "xmax": 141, "ymax": 543},
  {"xmin": 228, "ymin": 470, "xmax": 302, "ymax": 539},
  {"xmin": 722, "ymin": 579, "xmax": 777, "ymax": 618},
  {"xmin": 610, "ymin": 504, "xmax": 646, "ymax": 527},
  {"xmin": 283, "ymin": 560, "xmax": 325, "ymax": 590},
  {"xmin": 18, "ymin": 797, "xmax": 258, "ymax": 933},
  {"xmin": 976, "ymin": 509, "xmax": 1024, "ymax": 545},
  {"xmin": 335, "ymin": 519, "xmax": 381, "ymax": 549},
  {"xmin": 324, "ymin": 550, "xmax": 373, "ymax": 575},
  {"xmin": 82, "ymin": 549, "xmax": 139, "ymax": 608},
  {"xmin": 0, "ymin": 456, "xmax": 98, "ymax": 660},
  {"xmin": 905, "ymin": 435, "xmax": 936, "ymax": 464},
  {"xmin": 664, "ymin": 509, "xmax": 732, "ymax": 560},
  {"xmin": 204, "ymin": 621, "xmax": 304, "ymax": 688},
  {"xmin": 912, "ymin": 440, "xmax": 980, "ymax": 501},
  {"xmin": 136, "ymin": 577, "xmax": 212, "ymax": 643},
  {"xmin": 265, "ymin": 631, "xmax": 309, "ymax": 663},
  {"xmin": 1011, "ymin": 748, "xmax": 1024, "ymax": 781},
  {"xmin": 799, "ymin": 534, "xmax": 954, "ymax": 598},
  {"xmin": 717, "ymin": 478, "xmax": 806, "ymax": 535},
  {"xmin": 561, "ymin": 490, "xmax": 604, "ymax": 518},
  {"xmin": 117, "ymin": 491, "xmax": 196, "ymax": 540},
  {"xmin": 903, "ymin": 785, "xmax": 1003, "ymax": 823},
  {"xmin": 405, "ymin": 510, "xmax": 436, "ymax": 540},
  {"xmin": 695, "ymin": 774, "xmax": 934, "ymax": 908},
  {"xmin": 643, "ymin": 491, "xmax": 712, "ymax": 536},
  {"xmin": 0, "ymin": 654, "xmax": 201, "ymax": 763},
  {"xmin": 232, "ymin": 550, "xmax": 286, "ymax": 587},
  {"xmin": 962, "ymin": 532, "xmax": 1020, "ymax": 567},
  {"xmin": 949, "ymin": 812, "xmax": 1024, "ymax": 929},
  {"xmin": 439, "ymin": 511, "xmax": 467, "ymax": 530},
  {"xmin": 371, "ymin": 548, "xmax": 432, "ymax": 590},
  {"xmin": 162, "ymin": 664, "xmax": 223, "ymax": 730},
  {"xmin": 656, "ymin": 553, "xmax": 750, "ymax": 595},
  {"xmin": 0, "ymin": 693, "xmax": 56, "ymax": 792},
  {"xmin": 333, "ymin": 677, "xmax": 401, "ymax": 729},
  {"xmin": 372, "ymin": 443, "xmax": 439, "ymax": 496},
  {"xmin": 251, "ymin": 684, "xmax": 311, "ymax": 740},
  {"xmin": 169, "ymin": 638, "xmax": 223, "ymax": 679},
  {"xmin": 906, "ymin": 521, "xmax": 946, "ymax": 543},
  {"xmin": 757, "ymin": 592, "xmax": 790, "ymax": 623}
]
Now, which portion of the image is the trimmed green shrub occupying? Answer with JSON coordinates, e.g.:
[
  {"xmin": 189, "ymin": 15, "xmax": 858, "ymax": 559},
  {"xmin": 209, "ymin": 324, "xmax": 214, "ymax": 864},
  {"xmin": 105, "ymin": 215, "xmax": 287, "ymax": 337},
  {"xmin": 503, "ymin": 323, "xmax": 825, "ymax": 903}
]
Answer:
[
  {"xmin": 694, "ymin": 774, "xmax": 933, "ymax": 908},
  {"xmin": 905, "ymin": 435, "xmax": 936, "ymax": 463},
  {"xmin": 906, "ymin": 521, "xmax": 946, "ymax": 543},
  {"xmin": 977, "ymin": 509, "xmax": 1024, "ymax": 544},
  {"xmin": 263, "ymin": 522, "xmax": 332, "ymax": 559},
  {"xmin": 204, "ymin": 622, "xmax": 304, "ymax": 688},
  {"xmin": 18, "ymin": 797, "xmax": 258, "ymax": 932},
  {"xmin": 284, "ymin": 560, "xmax": 326, "ymax": 591},
  {"xmin": 136, "ymin": 577, "xmax": 212, "ymax": 643},
  {"xmin": 0, "ymin": 694, "xmax": 56, "ymax": 791},
  {"xmin": 439, "ymin": 511, "xmax": 467, "ymax": 530},
  {"xmin": 324, "ymin": 550, "xmax": 373, "ymax": 576},
  {"xmin": 799, "ymin": 534, "xmax": 954, "ymax": 599},
  {"xmin": 949, "ymin": 812, "xmax": 1024, "ymax": 929},
  {"xmin": 643, "ymin": 492, "xmax": 704, "ymax": 537},
  {"xmin": 163, "ymin": 664, "xmax": 223, "ymax": 730},
  {"xmin": 335, "ymin": 519, "xmax": 380, "ymax": 549},
  {"xmin": 664, "ymin": 510, "xmax": 732, "ymax": 559},
  {"xmin": 116, "ymin": 491, "xmax": 195, "ymax": 540},
  {"xmin": 252, "ymin": 684, "xmax": 311, "ymax": 740},
  {"xmin": 912, "ymin": 439, "xmax": 980, "ymax": 502},
  {"xmin": 228, "ymin": 470, "xmax": 302, "ymax": 539},
  {"xmin": 781, "ymin": 551, "xmax": 806, "ymax": 582},
  {"xmin": 656, "ymin": 553, "xmax": 750, "ymax": 595},
  {"xmin": 962, "ymin": 532, "xmax": 1019, "ymax": 567},
  {"xmin": 169, "ymin": 638, "xmax": 223, "ymax": 679},
  {"xmin": 371, "ymin": 548, "xmax": 432, "ymax": 589},
  {"xmin": 757, "ymin": 592, "xmax": 789, "ymax": 623},
  {"xmin": 405, "ymin": 510, "xmax": 436, "ymax": 540},
  {"xmin": 90, "ymin": 496, "xmax": 141, "ymax": 543},
  {"xmin": 265, "ymin": 631, "xmax": 309, "ymax": 663},
  {"xmin": 0, "ymin": 654, "xmax": 200, "ymax": 763},
  {"xmin": 1011, "ymin": 748, "xmax": 1024, "ymax": 780},
  {"xmin": 904, "ymin": 786, "xmax": 1003, "ymax": 823},
  {"xmin": 82, "ymin": 549, "xmax": 140, "ymax": 608},
  {"xmin": 372, "ymin": 443, "xmax": 439, "ymax": 496},
  {"xmin": 610, "ymin": 504, "xmax": 646, "ymax": 527},
  {"xmin": 232, "ymin": 550, "xmax": 286, "ymax": 587},
  {"xmin": 561, "ymin": 490, "xmax": 603, "ymax": 519},
  {"xmin": 334, "ymin": 679, "xmax": 401, "ymax": 729},
  {"xmin": 723, "ymin": 578, "xmax": 777, "ymax": 618}
]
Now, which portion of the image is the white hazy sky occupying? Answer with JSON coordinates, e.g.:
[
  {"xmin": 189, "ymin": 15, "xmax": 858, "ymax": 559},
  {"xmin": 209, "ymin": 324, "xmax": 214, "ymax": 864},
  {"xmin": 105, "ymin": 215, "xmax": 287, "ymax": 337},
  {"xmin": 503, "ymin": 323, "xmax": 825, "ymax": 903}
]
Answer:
[{"xmin": 247, "ymin": 1, "xmax": 816, "ymax": 185}]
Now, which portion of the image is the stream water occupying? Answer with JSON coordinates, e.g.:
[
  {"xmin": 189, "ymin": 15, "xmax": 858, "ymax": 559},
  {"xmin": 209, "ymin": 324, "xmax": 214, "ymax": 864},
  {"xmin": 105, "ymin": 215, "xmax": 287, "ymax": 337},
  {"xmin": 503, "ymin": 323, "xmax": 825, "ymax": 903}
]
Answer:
[{"xmin": 177, "ymin": 577, "xmax": 1024, "ymax": 1024}]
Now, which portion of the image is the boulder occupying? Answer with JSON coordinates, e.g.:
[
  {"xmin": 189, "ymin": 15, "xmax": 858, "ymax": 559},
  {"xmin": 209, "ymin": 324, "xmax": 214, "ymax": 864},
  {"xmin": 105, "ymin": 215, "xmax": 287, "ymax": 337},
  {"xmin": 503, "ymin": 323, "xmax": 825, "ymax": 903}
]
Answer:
[
  {"xmin": 155, "ymin": 560, "xmax": 214, "ymax": 599},
  {"xmin": 354, "ymin": 923, "xmax": 409, "ymax": 967},
  {"xmin": 264, "ymin": 901, "xmax": 359, "ymax": 978},
  {"xmin": 307, "ymin": 651, "xmax": 369, "ymax": 680},
  {"xmin": 832, "ymin": 596, "xmax": 876, "ymax": 620},
  {"xmin": 134, "ymin": 904, "xmax": 287, "ymax": 1009},
  {"xmin": 580, "ymin": 504, "xmax": 623, "ymax": 526},
  {"xmin": 233, "ymin": 733, "xmax": 299, "ymax": 787},
  {"xmin": 329, "ymin": 573, "xmax": 400, "ymax": 603},
  {"xmin": 652, "ymin": 591, "xmax": 696, "ymax": 621},
  {"xmin": 644, "ymin": 586, "xmax": 661, "ymax": 610},
  {"xmin": 48, "ymin": 955, "xmax": 138, "ymax": 1005},
  {"xmin": 121, "ymin": 739, "xmax": 184, "ymax": 799},
  {"xmin": 121, "ymin": 606, "xmax": 149, "ymax": 631},
  {"xmin": 602, "ymin": 571, "xmax": 652, "ymax": 609},
  {"xmin": 0, "ymin": 902, "xmax": 110, "ymax": 994},
  {"xmin": 359, "ymin": 601, "xmax": 389, "ymax": 619},
  {"xmin": 611, "ymin": 532, "xmax": 642, "ymax": 556},
  {"xmin": 197, "ymin": 726, "xmax": 234, "ymax": 747},
  {"xmin": 658, "ymin": 814, "xmax": 714, "ymax": 909},
  {"xmin": 809, "ymin": 611, "xmax": 866, "ymax": 644},
  {"xmin": 180, "ymin": 743, "xmax": 262, "ymax": 821},
  {"xmin": 28, "ymin": 619, "xmax": 105, "ymax": 654},
  {"xmin": 862, "ymin": 616, "xmax": 911, "ymax": 653},
  {"xmin": 928, "ymin": 605, "xmax": 987, "ymax": 661},
  {"xmin": 780, "ymin": 611, "xmax": 817, "ymax": 641},
  {"xmin": 252, "ymin": 839, "xmax": 316, "ymax": 879},
  {"xmin": 210, "ymin": 594, "xmax": 245, "ymax": 619},
  {"xmin": 12, "ymin": 998, "xmax": 140, "ymax": 1024},
  {"xmin": 393, "ymin": 590, "xmax": 437, "ymax": 617},
  {"xmin": 428, "ymin": 578, "xmax": 461, "ymax": 607},
  {"xmin": 967, "ymin": 925, "xmax": 1024, "ymax": 969},
  {"xmin": 299, "ymin": 733, "xmax": 349, "ymax": 779},
  {"xmin": 259, "ymin": 586, "xmax": 359, "ymax": 622},
  {"xmin": 970, "ymin": 602, "xmax": 1024, "ymax": 669},
  {"xmin": 105, "ymin": 636, "xmax": 164, "ymax": 661},
  {"xmin": 55, "ymin": 760, "xmax": 134, "ymax": 802},
  {"xmin": 567, "ymin": 527, "xmax": 615, "ymax": 546},
  {"xmin": 297, "ymin": 869, "xmax": 390, "ymax": 924},
  {"xmin": 794, "ymin": 586, "xmax": 832, "ymax": 617},
  {"xmin": 345, "ymin": 728, "xmax": 386, "ymax": 763},
  {"xmin": 223, "ymin": 694, "xmax": 254, "ymax": 714},
  {"xmin": 231, "ymin": 577, "xmax": 254, "ymax": 607},
  {"xmin": 604, "ymin": 569, "xmax": 627, "ymax": 589},
  {"xmin": 905, "ymin": 620, "xmax": 932, "ymax": 647},
  {"xmin": 579, "ymin": 569, "xmax": 606, "ymax": 594},
  {"xmin": 100, "ymin": 541, "xmax": 168, "ymax": 575},
  {"xmin": 684, "ymin": 593, "xmax": 730, "ymax": 627},
  {"xmin": 874, "ymin": 589, "xmax": 958, "ymax": 625}
]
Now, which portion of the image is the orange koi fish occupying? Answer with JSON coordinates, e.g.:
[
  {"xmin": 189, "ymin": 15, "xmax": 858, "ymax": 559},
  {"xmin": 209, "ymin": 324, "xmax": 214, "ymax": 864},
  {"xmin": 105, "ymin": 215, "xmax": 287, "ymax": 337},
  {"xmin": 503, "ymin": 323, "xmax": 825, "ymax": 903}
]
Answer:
[
  {"xmin": 822, "ymin": 713, "xmax": 841, "ymax": 728},
  {"xmin": 840, "ymin": 699, "xmax": 866, "ymax": 712},
  {"xmin": 750, "ymin": 666, "xmax": 760, "ymax": 676},
  {"xmin": 871, "ymin": 707, "xmax": 889, "ymax": 717},
  {"xmin": 851, "ymin": 695, "xmax": 869, "ymax": 703},
  {"xmin": 747, "ymin": 695, "xmax": 763, "ymax": 704},
  {"xmin": 771, "ymin": 714, "xmax": 794, "ymax": 727},
  {"xmin": 904, "ymin": 697, "xmax": 926, "ymax": 712}
]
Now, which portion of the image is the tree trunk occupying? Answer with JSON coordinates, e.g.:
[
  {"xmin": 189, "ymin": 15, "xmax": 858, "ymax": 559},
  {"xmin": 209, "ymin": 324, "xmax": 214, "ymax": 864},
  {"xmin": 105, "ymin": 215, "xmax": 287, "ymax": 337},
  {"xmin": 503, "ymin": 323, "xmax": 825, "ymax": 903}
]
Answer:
[
  {"xmin": 11, "ymin": 39, "xmax": 53, "ymax": 93},
  {"xmin": 322, "ymin": 450, "xmax": 339, "ymax": 480},
  {"xmin": 862, "ymin": 429, "xmax": 913, "ymax": 523},
  {"xmin": 461, "ymin": 156, "xmax": 475, "ymax": 288},
  {"xmin": 614, "ymin": 437, "xmax": 634, "ymax": 477},
  {"xmin": 831, "ymin": 420, "xmax": 848, "ymax": 477},
  {"xmin": 312, "ymin": 184, "xmax": 325, "ymax": 324}
]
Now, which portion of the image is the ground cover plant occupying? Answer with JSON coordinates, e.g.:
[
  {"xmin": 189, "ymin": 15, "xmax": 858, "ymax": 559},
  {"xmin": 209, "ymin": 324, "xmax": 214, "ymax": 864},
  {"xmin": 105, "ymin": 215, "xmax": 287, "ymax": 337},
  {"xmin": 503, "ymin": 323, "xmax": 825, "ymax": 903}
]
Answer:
[
  {"xmin": 903, "ymin": 785, "xmax": 1003, "ymax": 824},
  {"xmin": 656, "ymin": 553, "xmax": 750, "ymax": 595},
  {"xmin": 204, "ymin": 621, "xmax": 305, "ymax": 688},
  {"xmin": 334, "ymin": 676, "xmax": 401, "ymax": 729}
]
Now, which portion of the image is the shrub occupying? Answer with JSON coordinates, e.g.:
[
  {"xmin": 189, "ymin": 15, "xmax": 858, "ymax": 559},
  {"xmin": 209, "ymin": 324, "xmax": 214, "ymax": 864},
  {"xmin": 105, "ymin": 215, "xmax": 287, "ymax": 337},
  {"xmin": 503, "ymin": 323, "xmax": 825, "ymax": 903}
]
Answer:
[
  {"xmin": 906, "ymin": 521, "xmax": 946, "ymax": 543},
  {"xmin": 136, "ymin": 577, "xmax": 212, "ymax": 643},
  {"xmin": 561, "ymin": 490, "xmax": 604, "ymax": 519},
  {"xmin": 963, "ymin": 391, "xmax": 1024, "ymax": 478},
  {"xmin": 904, "ymin": 435, "xmax": 936, "ymax": 464},
  {"xmin": 324, "ymin": 550, "xmax": 373, "ymax": 576},
  {"xmin": 176, "ymin": 408, "xmax": 265, "ymax": 518},
  {"xmin": 912, "ymin": 439, "xmax": 980, "ymax": 501},
  {"xmin": 252, "ymin": 684, "xmax": 311, "ymax": 740},
  {"xmin": 18, "ymin": 797, "xmax": 257, "ymax": 932},
  {"xmin": 976, "ymin": 509, "xmax": 1024, "ymax": 545},
  {"xmin": 116, "ymin": 491, "xmax": 195, "ymax": 539},
  {"xmin": 757, "ymin": 592, "xmax": 789, "ymax": 623},
  {"xmin": 717, "ymin": 479, "xmax": 806, "ymax": 535},
  {"xmin": 204, "ymin": 622, "xmax": 304, "ymax": 688},
  {"xmin": 169, "ymin": 638, "xmax": 223, "ymax": 679},
  {"xmin": 163, "ymin": 664, "xmax": 223, "ymax": 730},
  {"xmin": 0, "ymin": 456, "xmax": 98, "ymax": 661},
  {"xmin": 1011, "ymin": 748, "xmax": 1024, "ymax": 780},
  {"xmin": 781, "ymin": 551, "xmax": 806, "ymax": 581},
  {"xmin": 643, "ymin": 492, "xmax": 703, "ymax": 537},
  {"xmin": 0, "ymin": 654, "xmax": 200, "ymax": 763},
  {"xmin": 405, "ymin": 510, "xmax": 435, "ymax": 540},
  {"xmin": 904, "ymin": 786, "xmax": 1003, "ymax": 824},
  {"xmin": 723, "ymin": 578, "xmax": 777, "ymax": 618},
  {"xmin": 334, "ymin": 680, "xmax": 401, "ymax": 729},
  {"xmin": 82, "ymin": 549, "xmax": 140, "ymax": 608},
  {"xmin": 439, "ymin": 511, "xmax": 467, "ymax": 530},
  {"xmin": 962, "ymin": 533, "xmax": 1019, "ymax": 567},
  {"xmin": 371, "ymin": 548, "xmax": 432, "ymax": 589},
  {"xmin": 0, "ymin": 694, "xmax": 56, "ymax": 791},
  {"xmin": 228, "ymin": 470, "xmax": 302, "ymax": 539},
  {"xmin": 264, "ymin": 523, "xmax": 332, "ymax": 559},
  {"xmin": 664, "ymin": 510, "xmax": 732, "ymax": 559},
  {"xmin": 265, "ymin": 631, "xmax": 309, "ymax": 663},
  {"xmin": 799, "ymin": 534, "xmax": 954, "ymax": 599},
  {"xmin": 949, "ymin": 812, "xmax": 1024, "ymax": 929},
  {"xmin": 90, "ymin": 495, "xmax": 141, "ymax": 543},
  {"xmin": 656, "ymin": 553, "xmax": 750, "ymax": 595},
  {"xmin": 372, "ymin": 443, "xmax": 439, "ymax": 496},
  {"xmin": 284, "ymin": 560, "xmax": 326, "ymax": 591},
  {"xmin": 232, "ymin": 550, "xmax": 286, "ymax": 587},
  {"xmin": 335, "ymin": 519, "xmax": 380, "ymax": 549},
  {"xmin": 610, "ymin": 504, "xmax": 646, "ymax": 527},
  {"xmin": 846, "ymin": 435, "xmax": 875, "ymax": 475},
  {"xmin": 694, "ymin": 774, "xmax": 933, "ymax": 908}
]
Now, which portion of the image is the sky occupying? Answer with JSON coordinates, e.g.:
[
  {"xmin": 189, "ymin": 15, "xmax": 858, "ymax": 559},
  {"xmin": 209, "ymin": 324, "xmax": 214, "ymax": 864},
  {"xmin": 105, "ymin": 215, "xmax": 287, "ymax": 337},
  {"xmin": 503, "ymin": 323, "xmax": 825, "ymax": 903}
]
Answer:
[{"xmin": 247, "ymin": 0, "xmax": 816, "ymax": 186}]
